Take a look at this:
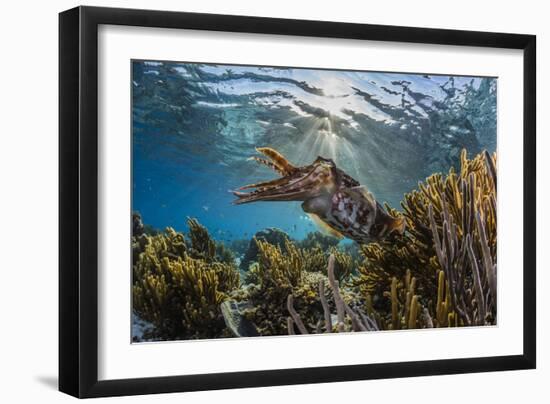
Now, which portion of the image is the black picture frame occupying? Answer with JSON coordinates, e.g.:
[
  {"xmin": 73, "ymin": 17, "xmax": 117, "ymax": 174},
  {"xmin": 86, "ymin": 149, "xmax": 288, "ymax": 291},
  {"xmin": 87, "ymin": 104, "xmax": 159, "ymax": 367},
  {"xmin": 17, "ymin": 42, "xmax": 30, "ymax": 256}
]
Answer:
[{"xmin": 59, "ymin": 5, "xmax": 536, "ymax": 398}]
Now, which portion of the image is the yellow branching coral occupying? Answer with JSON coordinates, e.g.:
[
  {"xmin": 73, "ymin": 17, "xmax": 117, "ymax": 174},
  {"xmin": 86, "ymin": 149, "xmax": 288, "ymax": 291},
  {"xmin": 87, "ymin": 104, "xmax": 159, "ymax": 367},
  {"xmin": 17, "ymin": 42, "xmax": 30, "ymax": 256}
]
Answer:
[
  {"xmin": 255, "ymin": 239, "xmax": 305, "ymax": 289},
  {"xmin": 379, "ymin": 269, "xmax": 449, "ymax": 330},
  {"xmin": 242, "ymin": 239, "xmax": 353, "ymax": 286},
  {"xmin": 186, "ymin": 217, "xmax": 236, "ymax": 264},
  {"xmin": 132, "ymin": 219, "xmax": 240, "ymax": 340},
  {"xmin": 329, "ymin": 247, "xmax": 354, "ymax": 282},
  {"xmin": 301, "ymin": 246, "xmax": 327, "ymax": 274},
  {"xmin": 186, "ymin": 217, "xmax": 216, "ymax": 262},
  {"xmin": 353, "ymin": 150, "xmax": 497, "ymax": 327},
  {"xmin": 301, "ymin": 246, "xmax": 354, "ymax": 282},
  {"xmin": 241, "ymin": 239, "xmax": 337, "ymax": 335}
]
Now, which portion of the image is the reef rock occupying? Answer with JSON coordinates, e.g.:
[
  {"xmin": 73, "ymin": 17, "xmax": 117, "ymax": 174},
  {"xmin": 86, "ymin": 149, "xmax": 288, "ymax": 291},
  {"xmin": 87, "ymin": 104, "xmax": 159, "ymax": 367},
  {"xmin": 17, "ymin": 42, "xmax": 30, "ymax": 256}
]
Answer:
[
  {"xmin": 132, "ymin": 212, "xmax": 145, "ymax": 237},
  {"xmin": 240, "ymin": 228, "xmax": 290, "ymax": 271},
  {"xmin": 220, "ymin": 300, "xmax": 259, "ymax": 337}
]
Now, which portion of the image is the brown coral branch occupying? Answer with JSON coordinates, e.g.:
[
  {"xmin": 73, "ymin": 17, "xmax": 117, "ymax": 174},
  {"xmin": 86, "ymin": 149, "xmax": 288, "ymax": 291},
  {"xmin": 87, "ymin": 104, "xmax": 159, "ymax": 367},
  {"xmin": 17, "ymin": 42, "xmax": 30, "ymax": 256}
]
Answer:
[
  {"xmin": 357, "ymin": 309, "xmax": 379, "ymax": 331},
  {"xmin": 318, "ymin": 281, "xmax": 332, "ymax": 333},
  {"xmin": 287, "ymin": 317, "xmax": 295, "ymax": 335},
  {"xmin": 286, "ymin": 254, "xmax": 379, "ymax": 335},
  {"xmin": 475, "ymin": 210, "xmax": 497, "ymax": 305},
  {"xmin": 286, "ymin": 295, "xmax": 309, "ymax": 334},
  {"xmin": 466, "ymin": 235, "xmax": 486, "ymax": 325},
  {"xmin": 344, "ymin": 305, "xmax": 368, "ymax": 332},
  {"xmin": 483, "ymin": 150, "xmax": 497, "ymax": 193},
  {"xmin": 327, "ymin": 255, "xmax": 346, "ymax": 332},
  {"xmin": 428, "ymin": 204, "xmax": 446, "ymax": 273}
]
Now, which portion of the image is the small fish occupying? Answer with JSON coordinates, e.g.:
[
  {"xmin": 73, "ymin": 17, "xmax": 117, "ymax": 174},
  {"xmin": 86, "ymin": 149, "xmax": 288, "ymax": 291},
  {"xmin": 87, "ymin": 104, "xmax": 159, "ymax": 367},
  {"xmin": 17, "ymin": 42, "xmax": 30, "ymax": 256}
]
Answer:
[
  {"xmin": 202, "ymin": 205, "xmax": 209, "ymax": 212},
  {"xmin": 232, "ymin": 147, "xmax": 405, "ymax": 244}
]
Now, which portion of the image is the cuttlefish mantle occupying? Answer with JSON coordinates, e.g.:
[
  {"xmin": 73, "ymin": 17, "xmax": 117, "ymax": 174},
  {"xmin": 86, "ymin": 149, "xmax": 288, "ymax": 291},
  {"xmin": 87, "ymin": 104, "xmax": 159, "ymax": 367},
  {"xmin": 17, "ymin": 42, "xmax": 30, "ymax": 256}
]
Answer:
[{"xmin": 232, "ymin": 147, "xmax": 405, "ymax": 244}]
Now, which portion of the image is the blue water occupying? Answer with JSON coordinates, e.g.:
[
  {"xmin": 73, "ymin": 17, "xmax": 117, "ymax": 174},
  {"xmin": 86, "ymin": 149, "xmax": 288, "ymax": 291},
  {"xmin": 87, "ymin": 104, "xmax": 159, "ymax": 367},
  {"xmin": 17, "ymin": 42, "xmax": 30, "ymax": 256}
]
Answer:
[{"xmin": 132, "ymin": 60, "xmax": 496, "ymax": 243}]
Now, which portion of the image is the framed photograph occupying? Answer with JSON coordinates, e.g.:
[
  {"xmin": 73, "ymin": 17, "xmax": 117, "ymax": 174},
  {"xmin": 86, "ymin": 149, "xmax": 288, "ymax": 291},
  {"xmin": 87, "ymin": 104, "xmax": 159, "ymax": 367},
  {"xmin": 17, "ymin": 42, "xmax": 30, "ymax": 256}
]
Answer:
[{"xmin": 59, "ymin": 6, "xmax": 536, "ymax": 398}]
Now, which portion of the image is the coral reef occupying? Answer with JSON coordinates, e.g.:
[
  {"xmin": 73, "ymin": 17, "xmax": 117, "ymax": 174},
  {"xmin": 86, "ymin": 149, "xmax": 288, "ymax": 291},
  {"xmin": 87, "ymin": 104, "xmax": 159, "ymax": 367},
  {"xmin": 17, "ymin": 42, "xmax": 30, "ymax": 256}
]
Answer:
[
  {"xmin": 132, "ymin": 217, "xmax": 240, "ymax": 340},
  {"xmin": 326, "ymin": 247, "xmax": 354, "ymax": 283},
  {"xmin": 186, "ymin": 218, "xmax": 216, "ymax": 262},
  {"xmin": 132, "ymin": 150, "xmax": 497, "ymax": 341},
  {"xmin": 132, "ymin": 211, "xmax": 159, "ymax": 236},
  {"xmin": 286, "ymin": 256, "xmax": 447, "ymax": 333},
  {"xmin": 239, "ymin": 239, "xmax": 327, "ymax": 335},
  {"xmin": 243, "ymin": 236, "xmax": 353, "ymax": 284},
  {"xmin": 288, "ymin": 255, "xmax": 378, "ymax": 334},
  {"xmin": 297, "ymin": 231, "xmax": 341, "ymax": 251},
  {"xmin": 240, "ymin": 227, "xmax": 290, "ymax": 270},
  {"xmin": 132, "ymin": 212, "xmax": 144, "ymax": 237},
  {"xmin": 236, "ymin": 238, "xmax": 359, "ymax": 336},
  {"xmin": 228, "ymin": 238, "xmax": 249, "ymax": 257},
  {"xmin": 340, "ymin": 241, "xmax": 361, "ymax": 262},
  {"xmin": 353, "ymin": 150, "xmax": 497, "ymax": 328}
]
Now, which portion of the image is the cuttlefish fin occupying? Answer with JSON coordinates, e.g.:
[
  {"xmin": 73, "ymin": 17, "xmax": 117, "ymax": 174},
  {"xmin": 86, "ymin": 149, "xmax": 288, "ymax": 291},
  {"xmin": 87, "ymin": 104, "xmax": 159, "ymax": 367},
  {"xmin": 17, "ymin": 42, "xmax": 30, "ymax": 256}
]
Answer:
[
  {"xmin": 256, "ymin": 147, "xmax": 297, "ymax": 175},
  {"xmin": 307, "ymin": 213, "xmax": 344, "ymax": 240}
]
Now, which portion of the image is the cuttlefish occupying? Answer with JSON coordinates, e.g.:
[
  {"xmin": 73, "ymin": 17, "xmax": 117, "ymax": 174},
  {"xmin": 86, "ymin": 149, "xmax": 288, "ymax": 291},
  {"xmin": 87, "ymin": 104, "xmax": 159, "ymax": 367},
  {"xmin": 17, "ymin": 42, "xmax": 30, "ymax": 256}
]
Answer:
[{"xmin": 232, "ymin": 147, "xmax": 405, "ymax": 244}]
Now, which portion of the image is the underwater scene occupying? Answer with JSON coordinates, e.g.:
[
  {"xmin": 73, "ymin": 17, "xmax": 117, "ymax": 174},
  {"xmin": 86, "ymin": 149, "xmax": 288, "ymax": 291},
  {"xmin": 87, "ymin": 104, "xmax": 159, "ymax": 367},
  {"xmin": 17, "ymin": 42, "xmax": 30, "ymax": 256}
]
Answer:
[{"xmin": 131, "ymin": 60, "xmax": 497, "ymax": 341}]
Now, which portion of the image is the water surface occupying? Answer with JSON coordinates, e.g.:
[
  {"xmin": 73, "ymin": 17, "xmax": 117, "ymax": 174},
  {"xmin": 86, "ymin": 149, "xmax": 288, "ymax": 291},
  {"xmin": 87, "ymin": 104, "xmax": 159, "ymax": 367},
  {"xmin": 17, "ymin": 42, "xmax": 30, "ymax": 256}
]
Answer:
[{"xmin": 132, "ymin": 60, "xmax": 496, "ymax": 242}]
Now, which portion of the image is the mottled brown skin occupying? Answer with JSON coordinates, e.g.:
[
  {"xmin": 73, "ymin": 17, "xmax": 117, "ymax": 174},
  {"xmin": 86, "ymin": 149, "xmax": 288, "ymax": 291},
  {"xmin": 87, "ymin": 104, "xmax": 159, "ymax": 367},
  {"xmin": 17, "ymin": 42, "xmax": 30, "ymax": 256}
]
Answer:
[{"xmin": 233, "ymin": 147, "xmax": 405, "ymax": 244}]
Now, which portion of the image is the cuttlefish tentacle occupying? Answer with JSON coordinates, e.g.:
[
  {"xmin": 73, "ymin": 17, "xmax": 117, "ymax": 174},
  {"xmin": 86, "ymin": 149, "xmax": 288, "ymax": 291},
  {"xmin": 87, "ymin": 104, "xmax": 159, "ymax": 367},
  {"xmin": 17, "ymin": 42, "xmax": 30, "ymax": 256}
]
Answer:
[
  {"xmin": 247, "ymin": 156, "xmax": 285, "ymax": 175},
  {"xmin": 255, "ymin": 147, "xmax": 297, "ymax": 175},
  {"xmin": 233, "ymin": 176, "xmax": 299, "ymax": 200},
  {"xmin": 232, "ymin": 147, "xmax": 405, "ymax": 244},
  {"xmin": 237, "ymin": 176, "xmax": 296, "ymax": 191}
]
